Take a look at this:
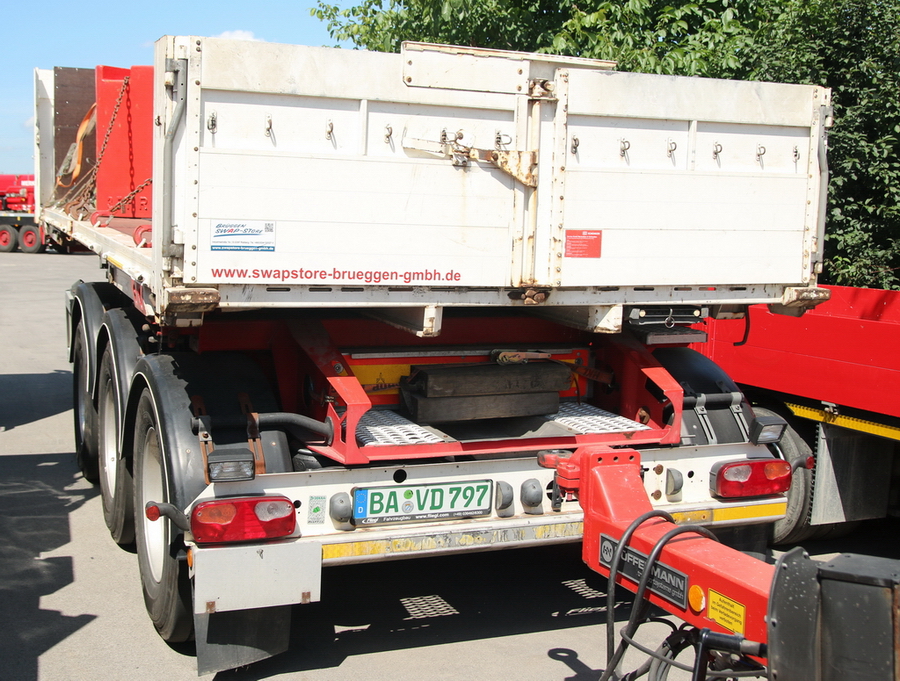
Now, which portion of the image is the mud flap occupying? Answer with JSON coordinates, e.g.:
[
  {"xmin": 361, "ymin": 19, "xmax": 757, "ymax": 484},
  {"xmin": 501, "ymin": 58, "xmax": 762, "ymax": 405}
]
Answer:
[{"xmin": 195, "ymin": 605, "xmax": 291, "ymax": 676}]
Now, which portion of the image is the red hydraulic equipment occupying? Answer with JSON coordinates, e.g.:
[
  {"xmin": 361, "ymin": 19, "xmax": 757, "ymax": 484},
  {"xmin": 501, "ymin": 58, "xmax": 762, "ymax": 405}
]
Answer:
[{"xmin": 551, "ymin": 445, "xmax": 900, "ymax": 680}]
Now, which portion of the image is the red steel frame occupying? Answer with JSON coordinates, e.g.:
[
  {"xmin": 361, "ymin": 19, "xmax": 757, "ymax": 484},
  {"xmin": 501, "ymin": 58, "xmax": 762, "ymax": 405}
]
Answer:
[
  {"xmin": 560, "ymin": 445, "xmax": 774, "ymax": 644},
  {"xmin": 188, "ymin": 315, "xmax": 685, "ymax": 465},
  {"xmin": 695, "ymin": 285, "xmax": 900, "ymax": 419}
]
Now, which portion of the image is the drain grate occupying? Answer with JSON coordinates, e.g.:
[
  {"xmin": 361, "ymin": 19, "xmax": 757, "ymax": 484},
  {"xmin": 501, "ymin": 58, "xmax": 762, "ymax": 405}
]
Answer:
[
  {"xmin": 357, "ymin": 409, "xmax": 450, "ymax": 446},
  {"xmin": 548, "ymin": 402, "xmax": 650, "ymax": 434}
]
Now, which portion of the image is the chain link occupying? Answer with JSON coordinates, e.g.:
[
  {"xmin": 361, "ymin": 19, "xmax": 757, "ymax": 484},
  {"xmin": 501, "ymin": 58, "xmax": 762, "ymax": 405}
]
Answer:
[
  {"xmin": 63, "ymin": 76, "xmax": 131, "ymax": 216},
  {"xmin": 107, "ymin": 177, "xmax": 152, "ymax": 215}
]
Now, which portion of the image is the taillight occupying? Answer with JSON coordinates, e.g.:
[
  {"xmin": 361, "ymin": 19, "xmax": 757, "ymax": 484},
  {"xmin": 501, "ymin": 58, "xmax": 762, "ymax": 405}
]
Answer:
[
  {"xmin": 191, "ymin": 496, "xmax": 296, "ymax": 543},
  {"xmin": 710, "ymin": 459, "xmax": 792, "ymax": 498}
]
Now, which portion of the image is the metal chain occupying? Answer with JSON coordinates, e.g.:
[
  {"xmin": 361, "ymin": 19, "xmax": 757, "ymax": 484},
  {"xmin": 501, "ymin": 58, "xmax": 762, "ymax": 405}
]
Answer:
[
  {"xmin": 107, "ymin": 177, "xmax": 152, "ymax": 215},
  {"xmin": 64, "ymin": 76, "xmax": 131, "ymax": 216}
]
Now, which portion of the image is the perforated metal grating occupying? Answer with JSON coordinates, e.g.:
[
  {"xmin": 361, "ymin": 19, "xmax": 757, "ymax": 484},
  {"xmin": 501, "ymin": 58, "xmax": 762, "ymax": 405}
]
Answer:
[
  {"xmin": 562, "ymin": 578, "xmax": 605, "ymax": 600},
  {"xmin": 400, "ymin": 595, "xmax": 460, "ymax": 620},
  {"xmin": 548, "ymin": 402, "xmax": 650, "ymax": 434},
  {"xmin": 357, "ymin": 409, "xmax": 449, "ymax": 446}
]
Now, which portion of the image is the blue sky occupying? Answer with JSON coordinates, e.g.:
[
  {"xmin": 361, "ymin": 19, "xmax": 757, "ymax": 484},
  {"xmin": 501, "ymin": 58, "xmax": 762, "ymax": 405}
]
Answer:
[{"xmin": 1, "ymin": 0, "xmax": 345, "ymax": 174}]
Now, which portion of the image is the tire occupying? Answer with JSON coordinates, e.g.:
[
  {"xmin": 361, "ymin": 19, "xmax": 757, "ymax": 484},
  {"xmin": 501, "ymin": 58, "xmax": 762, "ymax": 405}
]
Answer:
[
  {"xmin": 133, "ymin": 388, "xmax": 193, "ymax": 643},
  {"xmin": 73, "ymin": 321, "xmax": 100, "ymax": 482},
  {"xmin": 0, "ymin": 224, "xmax": 17, "ymax": 253},
  {"xmin": 98, "ymin": 347, "xmax": 134, "ymax": 545},
  {"xmin": 764, "ymin": 407, "xmax": 818, "ymax": 545},
  {"xmin": 19, "ymin": 224, "xmax": 44, "ymax": 253}
]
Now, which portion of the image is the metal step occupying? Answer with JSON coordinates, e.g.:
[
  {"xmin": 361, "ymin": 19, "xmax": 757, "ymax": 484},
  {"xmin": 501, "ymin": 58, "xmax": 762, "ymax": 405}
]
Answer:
[
  {"xmin": 357, "ymin": 402, "xmax": 649, "ymax": 446},
  {"xmin": 547, "ymin": 402, "xmax": 651, "ymax": 434},
  {"xmin": 357, "ymin": 409, "xmax": 452, "ymax": 446}
]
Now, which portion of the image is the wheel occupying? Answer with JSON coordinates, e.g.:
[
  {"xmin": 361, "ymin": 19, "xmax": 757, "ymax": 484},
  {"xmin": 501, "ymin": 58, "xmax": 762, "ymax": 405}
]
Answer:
[
  {"xmin": 763, "ymin": 406, "xmax": 819, "ymax": 545},
  {"xmin": 19, "ymin": 224, "xmax": 44, "ymax": 253},
  {"xmin": 98, "ymin": 347, "xmax": 134, "ymax": 545},
  {"xmin": 133, "ymin": 388, "xmax": 193, "ymax": 642},
  {"xmin": 72, "ymin": 321, "xmax": 100, "ymax": 482},
  {"xmin": 0, "ymin": 224, "xmax": 17, "ymax": 253}
]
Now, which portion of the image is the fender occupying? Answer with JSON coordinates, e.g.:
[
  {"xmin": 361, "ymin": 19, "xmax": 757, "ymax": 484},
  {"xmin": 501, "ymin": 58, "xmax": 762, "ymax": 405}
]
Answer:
[
  {"xmin": 99, "ymin": 307, "xmax": 147, "ymax": 453},
  {"xmin": 123, "ymin": 351, "xmax": 292, "ymax": 511},
  {"xmin": 652, "ymin": 346, "xmax": 754, "ymax": 446},
  {"xmin": 67, "ymin": 280, "xmax": 130, "ymax": 398}
]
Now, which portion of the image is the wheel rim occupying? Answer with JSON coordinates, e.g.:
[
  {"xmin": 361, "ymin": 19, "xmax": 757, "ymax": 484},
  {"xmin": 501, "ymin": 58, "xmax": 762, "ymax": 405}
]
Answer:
[
  {"xmin": 0, "ymin": 230, "xmax": 9, "ymax": 247},
  {"xmin": 22, "ymin": 229, "xmax": 36, "ymax": 249},
  {"xmin": 141, "ymin": 425, "xmax": 167, "ymax": 584},
  {"xmin": 100, "ymin": 387, "xmax": 118, "ymax": 499}
]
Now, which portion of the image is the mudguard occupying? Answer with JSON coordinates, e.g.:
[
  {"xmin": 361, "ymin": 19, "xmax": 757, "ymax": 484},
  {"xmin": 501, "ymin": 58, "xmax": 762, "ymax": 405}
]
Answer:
[
  {"xmin": 99, "ymin": 307, "xmax": 147, "ymax": 453},
  {"xmin": 124, "ymin": 350, "xmax": 292, "ymax": 509},
  {"xmin": 68, "ymin": 280, "xmax": 130, "ymax": 397},
  {"xmin": 195, "ymin": 606, "xmax": 292, "ymax": 676},
  {"xmin": 123, "ymin": 350, "xmax": 295, "ymax": 675},
  {"xmin": 653, "ymin": 346, "xmax": 754, "ymax": 446}
]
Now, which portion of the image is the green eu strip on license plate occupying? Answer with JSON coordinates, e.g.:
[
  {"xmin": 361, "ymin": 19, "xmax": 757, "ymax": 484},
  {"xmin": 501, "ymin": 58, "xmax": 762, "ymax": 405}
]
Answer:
[{"xmin": 353, "ymin": 480, "xmax": 492, "ymax": 525}]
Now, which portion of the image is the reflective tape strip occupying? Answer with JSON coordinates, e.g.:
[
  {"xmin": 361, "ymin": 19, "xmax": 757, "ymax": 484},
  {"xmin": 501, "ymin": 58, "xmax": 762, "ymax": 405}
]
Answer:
[
  {"xmin": 787, "ymin": 403, "xmax": 900, "ymax": 441},
  {"xmin": 321, "ymin": 520, "xmax": 584, "ymax": 563},
  {"xmin": 669, "ymin": 500, "xmax": 786, "ymax": 525},
  {"xmin": 710, "ymin": 501, "xmax": 787, "ymax": 523}
]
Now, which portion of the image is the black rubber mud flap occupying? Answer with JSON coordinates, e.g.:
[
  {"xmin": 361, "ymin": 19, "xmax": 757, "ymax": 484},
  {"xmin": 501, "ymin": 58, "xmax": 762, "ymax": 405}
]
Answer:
[{"xmin": 194, "ymin": 606, "xmax": 292, "ymax": 676}]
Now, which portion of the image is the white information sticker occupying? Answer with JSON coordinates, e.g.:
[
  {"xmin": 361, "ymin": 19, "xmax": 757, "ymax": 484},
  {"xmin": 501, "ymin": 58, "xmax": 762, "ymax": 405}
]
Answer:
[{"xmin": 210, "ymin": 220, "xmax": 276, "ymax": 252}]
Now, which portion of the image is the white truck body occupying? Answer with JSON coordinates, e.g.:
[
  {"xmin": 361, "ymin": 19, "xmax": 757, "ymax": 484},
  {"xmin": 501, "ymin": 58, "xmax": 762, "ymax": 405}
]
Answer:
[{"xmin": 37, "ymin": 37, "xmax": 829, "ymax": 331}]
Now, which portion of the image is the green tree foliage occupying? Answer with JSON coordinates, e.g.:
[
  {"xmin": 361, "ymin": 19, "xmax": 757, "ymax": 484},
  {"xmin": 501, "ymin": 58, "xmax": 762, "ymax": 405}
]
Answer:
[
  {"xmin": 313, "ymin": 0, "xmax": 900, "ymax": 288},
  {"xmin": 748, "ymin": 1, "xmax": 900, "ymax": 289}
]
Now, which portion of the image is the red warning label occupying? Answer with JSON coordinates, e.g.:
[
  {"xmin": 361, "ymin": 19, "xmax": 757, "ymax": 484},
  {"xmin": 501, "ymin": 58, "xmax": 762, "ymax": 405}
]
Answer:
[{"xmin": 565, "ymin": 230, "xmax": 602, "ymax": 258}]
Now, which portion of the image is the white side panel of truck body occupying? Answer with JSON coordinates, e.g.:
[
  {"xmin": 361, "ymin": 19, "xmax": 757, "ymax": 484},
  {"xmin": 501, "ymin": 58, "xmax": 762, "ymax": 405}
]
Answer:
[
  {"xmin": 544, "ymin": 70, "xmax": 825, "ymax": 288},
  {"xmin": 147, "ymin": 37, "xmax": 827, "ymax": 312},
  {"xmin": 36, "ymin": 37, "xmax": 828, "ymax": 316}
]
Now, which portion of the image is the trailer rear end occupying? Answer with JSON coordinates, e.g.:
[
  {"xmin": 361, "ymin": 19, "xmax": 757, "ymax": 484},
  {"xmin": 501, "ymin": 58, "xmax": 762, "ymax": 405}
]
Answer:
[{"xmin": 34, "ymin": 36, "xmax": 832, "ymax": 674}]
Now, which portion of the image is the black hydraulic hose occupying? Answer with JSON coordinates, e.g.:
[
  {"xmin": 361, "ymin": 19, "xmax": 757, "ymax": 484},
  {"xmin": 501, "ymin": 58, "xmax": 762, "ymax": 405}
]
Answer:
[
  {"xmin": 602, "ymin": 524, "xmax": 717, "ymax": 681},
  {"xmin": 604, "ymin": 510, "xmax": 676, "ymax": 669},
  {"xmin": 191, "ymin": 412, "xmax": 333, "ymax": 445},
  {"xmin": 258, "ymin": 412, "xmax": 333, "ymax": 443}
]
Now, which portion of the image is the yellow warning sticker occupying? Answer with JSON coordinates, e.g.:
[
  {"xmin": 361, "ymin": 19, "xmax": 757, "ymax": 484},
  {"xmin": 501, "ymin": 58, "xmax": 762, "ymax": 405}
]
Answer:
[{"xmin": 708, "ymin": 589, "xmax": 746, "ymax": 635}]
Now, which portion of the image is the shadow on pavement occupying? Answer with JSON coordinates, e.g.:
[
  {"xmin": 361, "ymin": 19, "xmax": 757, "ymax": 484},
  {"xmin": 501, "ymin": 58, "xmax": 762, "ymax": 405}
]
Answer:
[
  {"xmin": 0, "ymin": 371, "xmax": 73, "ymax": 431},
  {"xmin": 213, "ymin": 542, "xmax": 637, "ymax": 680},
  {"xmin": 0, "ymin": 453, "xmax": 98, "ymax": 681}
]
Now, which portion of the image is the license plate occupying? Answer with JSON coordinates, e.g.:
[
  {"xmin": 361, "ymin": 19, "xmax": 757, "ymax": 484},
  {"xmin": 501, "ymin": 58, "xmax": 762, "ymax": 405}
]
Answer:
[{"xmin": 352, "ymin": 480, "xmax": 493, "ymax": 526}]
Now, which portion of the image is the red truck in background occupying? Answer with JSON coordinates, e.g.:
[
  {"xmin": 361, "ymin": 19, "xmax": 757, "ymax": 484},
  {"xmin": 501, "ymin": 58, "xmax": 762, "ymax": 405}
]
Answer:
[
  {"xmin": 694, "ymin": 285, "xmax": 900, "ymax": 544},
  {"xmin": 0, "ymin": 173, "xmax": 42, "ymax": 252}
]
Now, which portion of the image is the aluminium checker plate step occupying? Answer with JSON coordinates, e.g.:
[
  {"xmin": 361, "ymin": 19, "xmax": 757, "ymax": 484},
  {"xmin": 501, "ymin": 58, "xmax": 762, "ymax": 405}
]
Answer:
[
  {"xmin": 548, "ymin": 402, "xmax": 651, "ymax": 434},
  {"xmin": 356, "ymin": 402, "xmax": 649, "ymax": 446}
]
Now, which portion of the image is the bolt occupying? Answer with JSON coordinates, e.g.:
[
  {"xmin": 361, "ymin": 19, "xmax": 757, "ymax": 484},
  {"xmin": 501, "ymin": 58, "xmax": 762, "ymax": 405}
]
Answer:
[
  {"xmin": 651, "ymin": 490, "xmax": 662, "ymax": 500},
  {"xmin": 654, "ymin": 464, "xmax": 664, "ymax": 475}
]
